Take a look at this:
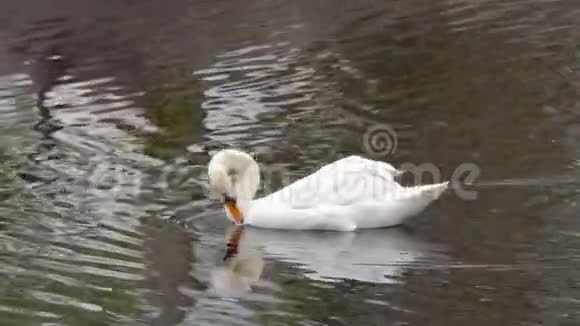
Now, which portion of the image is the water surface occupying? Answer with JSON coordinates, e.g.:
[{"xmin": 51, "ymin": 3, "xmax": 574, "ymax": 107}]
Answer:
[{"xmin": 1, "ymin": 0, "xmax": 580, "ymax": 325}]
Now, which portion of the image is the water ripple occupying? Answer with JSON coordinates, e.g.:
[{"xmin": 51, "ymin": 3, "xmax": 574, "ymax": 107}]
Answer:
[{"xmin": 2, "ymin": 0, "xmax": 580, "ymax": 325}]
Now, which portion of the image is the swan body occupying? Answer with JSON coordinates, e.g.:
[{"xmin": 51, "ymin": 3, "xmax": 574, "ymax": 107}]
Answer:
[{"xmin": 208, "ymin": 149, "xmax": 448, "ymax": 231}]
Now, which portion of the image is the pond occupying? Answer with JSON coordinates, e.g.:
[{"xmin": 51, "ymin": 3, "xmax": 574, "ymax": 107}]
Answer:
[{"xmin": 1, "ymin": 0, "xmax": 580, "ymax": 325}]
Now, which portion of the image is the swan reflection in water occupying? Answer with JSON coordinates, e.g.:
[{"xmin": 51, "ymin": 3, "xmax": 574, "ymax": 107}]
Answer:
[
  {"xmin": 209, "ymin": 227, "xmax": 265, "ymax": 297},
  {"xmin": 209, "ymin": 225, "xmax": 443, "ymax": 296}
]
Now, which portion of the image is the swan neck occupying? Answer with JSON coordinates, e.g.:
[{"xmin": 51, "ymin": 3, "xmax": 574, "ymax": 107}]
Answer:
[{"xmin": 236, "ymin": 199, "xmax": 252, "ymax": 216}]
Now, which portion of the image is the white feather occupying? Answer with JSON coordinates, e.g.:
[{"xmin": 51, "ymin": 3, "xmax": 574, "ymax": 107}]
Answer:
[{"xmin": 208, "ymin": 149, "xmax": 448, "ymax": 231}]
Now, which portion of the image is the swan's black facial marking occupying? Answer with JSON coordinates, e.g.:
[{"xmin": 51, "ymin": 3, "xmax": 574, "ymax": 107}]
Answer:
[{"xmin": 223, "ymin": 194, "xmax": 236, "ymax": 204}]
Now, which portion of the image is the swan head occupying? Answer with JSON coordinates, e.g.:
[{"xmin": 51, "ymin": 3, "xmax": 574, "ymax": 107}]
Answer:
[{"xmin": 208, "ymin": 149, "xmax": 260, "ymax": 225}]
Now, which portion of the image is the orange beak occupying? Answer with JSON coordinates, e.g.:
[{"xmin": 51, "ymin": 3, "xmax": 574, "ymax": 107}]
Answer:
[{"xmin": 225, "ymin": 198, "xmax": 244, "ymax": 225}]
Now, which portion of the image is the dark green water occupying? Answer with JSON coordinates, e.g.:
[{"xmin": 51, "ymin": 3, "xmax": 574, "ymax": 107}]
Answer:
[{"xmin": 1, "ymin": 0, "xmax": 580, "ymax": 325}]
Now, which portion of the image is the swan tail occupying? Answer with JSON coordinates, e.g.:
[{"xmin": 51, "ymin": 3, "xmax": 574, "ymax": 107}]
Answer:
[
  {"xmin": 391, "ymin": 181, "xmax": 449, "ymax": 225},
  {"xmin": 391, "ymin": 181, "xmax": 449, "ymax": 204},
  {"xmin": 354, "ymin": 182, "xmax": 449, "ymax": 229},
  {"xmin": 417, "ymin": 181, "xmax": 449, "ymax": 200}
]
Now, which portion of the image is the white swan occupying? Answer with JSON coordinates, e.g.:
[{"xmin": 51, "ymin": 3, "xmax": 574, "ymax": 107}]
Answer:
[{"xmin": 207, "ymin": 149, "xmax": 448, "ymax": 231}]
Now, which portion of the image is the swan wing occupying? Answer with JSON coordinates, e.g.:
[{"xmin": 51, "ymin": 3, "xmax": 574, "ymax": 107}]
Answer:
[{"xmin": 262, "ymin": 155, "xmax": 403, "ymax": 207}]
